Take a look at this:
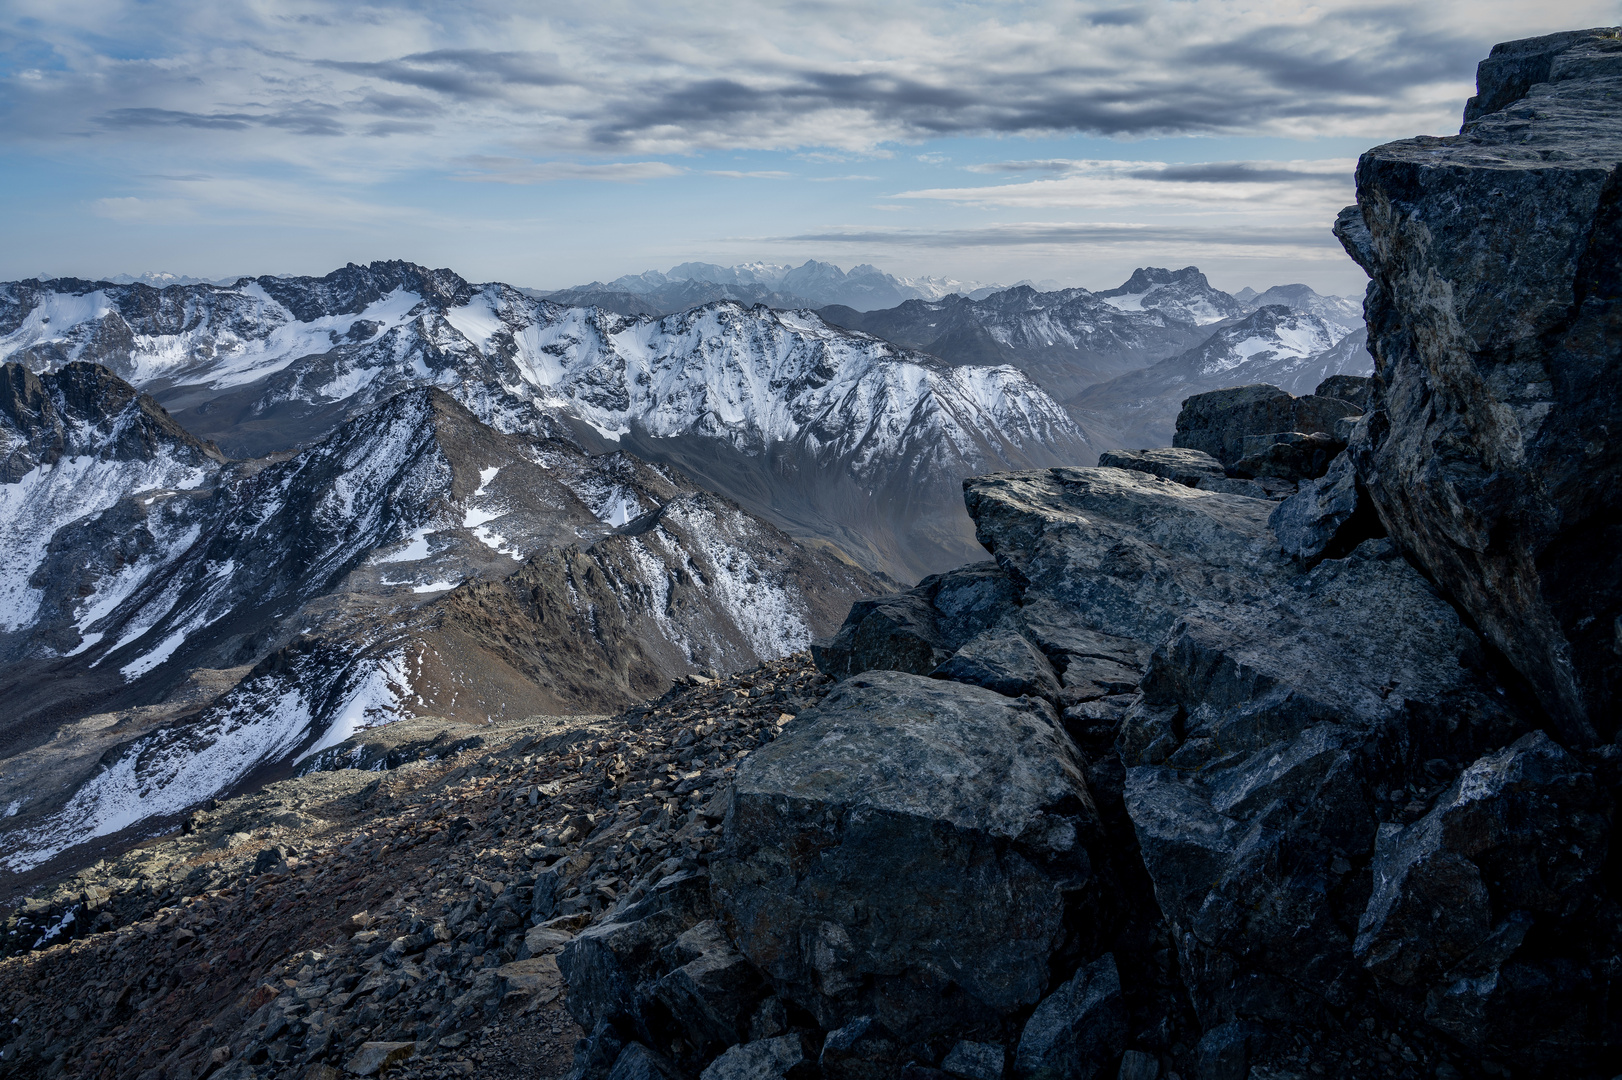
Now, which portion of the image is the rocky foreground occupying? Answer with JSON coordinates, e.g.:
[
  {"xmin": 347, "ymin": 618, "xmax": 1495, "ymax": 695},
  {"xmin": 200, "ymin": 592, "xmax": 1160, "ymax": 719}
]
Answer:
[{"xmin": 0, "ymin": 656, "xmax": 830, "ymax": 1078}]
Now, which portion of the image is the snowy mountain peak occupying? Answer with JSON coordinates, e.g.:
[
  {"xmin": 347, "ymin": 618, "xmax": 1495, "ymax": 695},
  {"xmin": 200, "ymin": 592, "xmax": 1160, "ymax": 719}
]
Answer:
[
  {"xmin": 1096, "ymin": 266, "xmax": 1248, "ymax": 326},
  {"xmin": 549, "ymin": 259, "xmax": 1005, "ymax": 312},
  {"xmin": 1104, "ymin": 266, "xmax": 1212, "ymax": 294},
  {"xmin": 1240, "ymin": 283, "xmax": 1363, "ymax": 334},
  {"xmin": 1, "ymin": 361, "xmax": 223, "ymax": 481}
]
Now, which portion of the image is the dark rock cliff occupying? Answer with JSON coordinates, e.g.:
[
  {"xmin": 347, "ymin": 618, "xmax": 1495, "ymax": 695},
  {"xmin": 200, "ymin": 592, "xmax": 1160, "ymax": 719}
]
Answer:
[{"xmin": 1335, "ymin": 26, "xmax": 1622, "ymax": 746}]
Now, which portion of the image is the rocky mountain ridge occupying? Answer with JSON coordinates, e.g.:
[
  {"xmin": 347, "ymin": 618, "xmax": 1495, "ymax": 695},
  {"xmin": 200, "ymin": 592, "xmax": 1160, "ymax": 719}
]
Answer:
[
  {"xmin": 0, "ymin": 273, "xmax": 1089, "ymax": 579},
  {"xmin": 820, "ymin": 270, "xmax": 1370, "ymax": 430},
  {"xmin": 0, "ymin": 362, "xmax": 881, "ymax": 881},
  {"xmin": 1069, "ymin": 306, "xmax": 1371, "ymax": 449}
]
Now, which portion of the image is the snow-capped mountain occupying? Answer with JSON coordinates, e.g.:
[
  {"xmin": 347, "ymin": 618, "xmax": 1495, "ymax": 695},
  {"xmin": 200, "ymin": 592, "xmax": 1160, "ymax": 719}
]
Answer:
[
  {"xmin": 0, "ymin": 363, "xmax": 226, "ymax": 642},
  {"xmin": 0, "ymin": 262, "xmax": 1092, "ymax": 579},
  {"xmin": 1095, "ymin": 266, "xmax": 1249, "ymax": 326},
  {"xmin": 1068, "ymin": 306, "xmax": 1374, "ymax": 449},
  {"xmin": 99, "ymin": 272, "xmax": 240, "ymax": 288},
  {"xmin": 1238, "ymin": 283, "xmax": 1363, "ymax": 335},
  {"xmin": 823, "ymin": 268, "xmax": 1369, "ymax": 420},
  {"xmin": 820, "ymin": 281, "xmax": 1216, "ymax": 400},
  {"xmin": 0, "ymin": 364, "xmax": 879, "ymax": 873},
  {"xmin": 534, "ymin": 280, "xmax": 808, "ymax": 317},
  {"xmin": 543, "ymin": 259, "xmax": 1006, "ymax": 312}
]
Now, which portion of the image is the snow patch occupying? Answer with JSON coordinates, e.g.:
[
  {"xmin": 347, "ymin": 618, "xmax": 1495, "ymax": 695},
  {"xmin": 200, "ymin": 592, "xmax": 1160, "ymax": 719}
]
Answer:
[{"xmin": 376, "ymin": 526, "xmax": 434, "ymax": 563}]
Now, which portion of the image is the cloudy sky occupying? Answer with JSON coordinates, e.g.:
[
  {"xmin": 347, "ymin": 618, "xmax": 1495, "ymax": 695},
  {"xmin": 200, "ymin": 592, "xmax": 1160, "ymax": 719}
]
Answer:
[{"xmin": 3, "ymin": 1, "xmax": 1617, "ymax": 295}]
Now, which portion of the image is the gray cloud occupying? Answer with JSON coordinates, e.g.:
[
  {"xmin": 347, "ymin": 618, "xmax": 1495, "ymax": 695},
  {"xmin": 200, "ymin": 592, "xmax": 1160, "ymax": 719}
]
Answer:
[
  {"xmin": 1088, "ymin": 9, "xmax": 1149, "ymax": 27},
  {"xmin": 967, "ymin": 160, "xmax": 1083, "ymax": 174},
  {"xmin": 1130, "ymin": 163, "xmax": 1350, "ymax": 185},
  {"xmin": 99, "ymin": 105, "xmax": 344, "ymax": 137},
  {"xmin": 771, "ymin": 221, "xmax": 1340, "ymax": 249},
  {"xmin": 318, "ymin": 49, "xmax": 570, "ymax": 101},
  {"xmin": 0, "ymin": 2, "xmax": 1585, "ymax": 169}
]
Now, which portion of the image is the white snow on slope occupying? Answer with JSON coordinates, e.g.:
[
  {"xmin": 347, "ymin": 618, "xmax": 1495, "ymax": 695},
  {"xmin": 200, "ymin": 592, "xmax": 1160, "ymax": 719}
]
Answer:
[
  {"xmin": 0, "ymin": 650, "xmax": 410, "ymax": 872},
  {"xmin": 0, "ymin": 456, "xmax": 209, "ymax": 632},
  {"xmin": 4, "ymin": 280, "xmax": 1088, "ymax": 484}
]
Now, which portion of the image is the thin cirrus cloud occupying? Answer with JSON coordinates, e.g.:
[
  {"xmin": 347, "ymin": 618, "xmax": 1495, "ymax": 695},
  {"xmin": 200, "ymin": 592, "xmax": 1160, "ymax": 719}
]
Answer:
[
  {"xmin": 454, "ymin": 157, "xmax": 687, "ymax": 184},
  {"xmin": 894, "ymin": 159, "xmax": 1358, "ymax": 212},
  {"xmin": 768, "ymin": 221, "xmax": 1339, "ymax": 250}
]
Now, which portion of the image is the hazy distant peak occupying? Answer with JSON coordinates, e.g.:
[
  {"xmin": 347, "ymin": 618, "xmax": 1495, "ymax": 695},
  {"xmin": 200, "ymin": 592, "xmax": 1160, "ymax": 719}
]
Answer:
[
  {"xmin": 94, "ymin": 271, "xmax": 240, "ymax": 288},
  {"xmin": 1099, "ymin": 266, "xmax": 1212, "ymax": 296},
  {"xmin": 556, "ymin": 258, "xmax": 1005, "ymax": 312}
]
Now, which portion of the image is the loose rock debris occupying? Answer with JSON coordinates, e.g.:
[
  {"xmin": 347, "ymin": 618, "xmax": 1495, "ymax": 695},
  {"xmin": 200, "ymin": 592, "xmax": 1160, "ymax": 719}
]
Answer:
[{"xmin": 0, "ymin": 652, "xmax": 833, "ymax": 1079}]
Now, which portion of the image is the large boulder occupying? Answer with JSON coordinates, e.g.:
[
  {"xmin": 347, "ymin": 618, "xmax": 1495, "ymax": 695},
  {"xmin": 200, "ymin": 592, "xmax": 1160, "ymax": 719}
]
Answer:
[
  {"xmin": 813, "ymin": 563, "xmax": 1018, "ymax": 680},
  {"xmin": 558, "ymin": 870, "xmax": 716, "ymax": 1039},
  {"xmin": 709, "ymin": 670, "xmax": 1101, "ymax": 1041},
  {"xmin": 1353, "ymin": 732, "xmax": 1612, "ymax": 1066},
  {"xmin": 1172, "ymin": 385, "xmax": 1360, "ymax": 468},
  {"xmin": 1011, "ymin": 953, "xmax": 1126, "ymax": 1080},
  {"xmin": 1268, "ymin": 452, "xmax": 1371, "ymax": 563},
  {"xmin": 1097, "ymin": 447, "xmax": 1267, "ymax": 497},
  {"xmin": 1120, "ymin": 535, "xmax": 1530, "ymax": 1032},
  {"xmin": 1337, "ymin": 25, "xmax": 1622, "ymax": 745}
]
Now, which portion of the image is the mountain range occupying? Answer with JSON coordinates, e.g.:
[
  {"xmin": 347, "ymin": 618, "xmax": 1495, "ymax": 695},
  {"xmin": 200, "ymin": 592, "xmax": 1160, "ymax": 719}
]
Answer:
[
  {"xmin": 0, "ymin": 257, "xmax": 1370, "ymax": 872},
  {"xmin": 0, "ymin": 262, "xmax": 1093, "ymax": 580},
  {"xmin": 536, "ymin": 259, "xmax": 1012, "ymax": 314},
  {"xmin": 0, "ymin": 361, "xmax": 879, "ymax": 874}
]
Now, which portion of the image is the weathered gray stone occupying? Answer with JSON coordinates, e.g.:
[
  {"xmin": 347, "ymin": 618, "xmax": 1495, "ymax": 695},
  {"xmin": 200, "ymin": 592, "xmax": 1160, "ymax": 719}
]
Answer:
[
  {"xmin": 942, "ymin": 1040, "xmax": 1006, "ymax": 1080},
  {"xmin": 558, "ymin": 870, "xmax": 713, "ymax": 1034},
  {"xmin": 1012, "ymin": 954, "xmax": 1125, "ymax": 1080},
  {"xmin": 814, "ymin": 564, "xmax": 1018, "ymax": 680},
  {"xmin": 1097, "ymin": 448, "xmax": 1227, "ymax": 486},
  {"xmin": 699, "ymin": 1036, "xmax": 808, "ymax": 1080},
  {"xmin": 344, "ymin": 1041, "xmax": 414, "ymax": 1076},
  {"xmin": 1194, "ymin": 1023, "xmax": 1258, "ymax": 1080},
  {"xmin": 1312, "ymin": 375, "xmax": 1372, "ymax": 411},
  {"xmin": 1338, "ymin": 25, "xmax": 1622, "ymax": 744},
  {"xmin": 1230, "ymin": 431, "xmax": 1343, "ymax": 482},
  {"xmin": 711, "ymin": 670, "xmax": 1099, "ymax": 1040},
  {"xmin": 1355, "ymin": 733, "xmax": 1608, "ymax": 1003},
  {"xmin": 812, "ymin": 590, "xmax": 947, "ymax": 679},
  {"xmin": 565, "ymin": 1022, "xmax": 626, "ymax": 1080},
  {"xmin": 652, "ymin": 919, "xmax": 765, "ymax": 1053},
  {"xmin": 1268, "ymin": 452, "xmax": 1363, "ymax": 562},
  {"xmin": 252, "ymin": 846, "xmax": 288, "ymax": 877},
  {"xmin": 819, "ymin": 1017, "xmax": 900, "ymax": 1080},
  {"xmin": 1116, "ymin": 1049, "xmax": 1159, "ymax": 1080},
  {"xmin": 1120, "ymin": 537, "xmax": 1526, "ymax": 1027},
  {"xmin": 608, "ymin": 1043, "xmax": 683, "ymax": 1080},
  {"xmin": 1172, "ymin": 385, "xmax": 1360, "ymax": 468},
  {"xmin": 931, "ymin": 626, "xmax": 1061, "ymax": 702},
  {"xmin": 1096, "ymin": 448, "xmax": 1270, "ymax": 497}
]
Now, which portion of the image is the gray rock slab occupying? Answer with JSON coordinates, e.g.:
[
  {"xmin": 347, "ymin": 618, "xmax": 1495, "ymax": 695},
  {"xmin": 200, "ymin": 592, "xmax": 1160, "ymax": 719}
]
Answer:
[{"xmin": 711, "ymin": 670, "xmax": 1097, "ymax": 1039}]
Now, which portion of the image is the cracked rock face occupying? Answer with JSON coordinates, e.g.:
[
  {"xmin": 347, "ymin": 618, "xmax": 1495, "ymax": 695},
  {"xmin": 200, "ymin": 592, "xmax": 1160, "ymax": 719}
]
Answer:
[
  {"xmin": 1338, "ymin": 25, "xmax": 1622, "ymax": 745},
  {"xmin": 710, "ymin": 670, "xmax": 1100, "ymax": 1041}
]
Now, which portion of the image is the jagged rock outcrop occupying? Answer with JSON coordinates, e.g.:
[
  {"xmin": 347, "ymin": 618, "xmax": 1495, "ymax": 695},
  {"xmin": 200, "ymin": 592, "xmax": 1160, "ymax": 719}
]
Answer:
[
  {"xmin": 730, "ymin": 43, "xmax": 1622, "ymax": 1069},
  {"xmin": 1336, "ymin": 25, "xmax": 1622, "ymax": 745},
  {"xmin": 1172, "ymin": 384, "xmax": 1359, "ymax": 471},
  {"xmin": 710, "ymin": 671, "xmax": 1099, "ymax": 1042}
]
